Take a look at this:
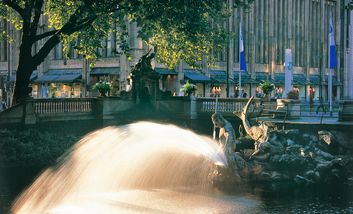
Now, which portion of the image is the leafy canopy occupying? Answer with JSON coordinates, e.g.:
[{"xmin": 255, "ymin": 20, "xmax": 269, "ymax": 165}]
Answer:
[
  {"xmin": 1, "ymin": 0, "xmax": 255, "ymax": 68},
  {"xmin": 0, "ymin": 0, "xmax": 224, "ymax": 67}
]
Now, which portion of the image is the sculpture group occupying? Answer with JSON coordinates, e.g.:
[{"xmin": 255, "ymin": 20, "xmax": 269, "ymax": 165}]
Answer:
[{"xmin": 211, "ymin": 96, "xmax": 353, "ymax": 187}]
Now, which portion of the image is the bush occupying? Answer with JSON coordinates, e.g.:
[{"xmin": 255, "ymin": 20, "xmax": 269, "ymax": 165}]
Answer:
[
  {"xmin": 259, "ymin": 80, "xmax": 275, "ymax": 95},
  {"xmin": 0, "ymin": 129, "xmax": 79, "ymax": 166},
  {"xmin": 93, "ymin": 80, "xmax": 112, "ymax": 95},
  {"xmin": 287, "ymin": 89, "xmax": 299, "ymax": 100},
  {"xmin": 180, "ymin": 81, "xmax": 196, "ymax": 96}
]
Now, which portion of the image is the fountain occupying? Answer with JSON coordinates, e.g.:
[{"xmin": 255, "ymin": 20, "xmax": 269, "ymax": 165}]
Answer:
[{"xmin": 11, "ymin": 122, "xmax": 261, "ymax": 213}]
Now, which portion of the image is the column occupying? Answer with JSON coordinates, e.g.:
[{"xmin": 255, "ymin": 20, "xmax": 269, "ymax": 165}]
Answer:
[
  {"xmin": 305, "ymin": 0, "xmax": 311, "ymax": 101},
  {"xmin": 349, "ymin": 10, "xmax": 353, "ymax": 99},
  {"xmin": 259, "ymin": 0, "xmax": 264, "ymax": 62},
  {"xmin": 319, "ymin": 0, "xmax": 326, "ymax": 101},
  {"xmin": 228, "ymin": 0, "xmax": 234, "ymax": 97},
  {"xmin": 335, "ymin": 0, "xmax": 341, "ymax": 100},
  {"xmin": 177, "ymin": 61, "xmax": 185, "ymax": 96},
  {"xmin": 269, "ymin": 0, "xmax": 275, "ymax": 80},
  {"xmin": 249, "ymin": 0, "xmax": 256, "ymax": 96}
]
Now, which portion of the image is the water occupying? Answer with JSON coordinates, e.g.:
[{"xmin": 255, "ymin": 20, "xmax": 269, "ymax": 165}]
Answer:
[
  {"xmin": 4, "ymin": 122, "xmax": 353, "ymax": 213},
  {"xmin": 11, "ymin": 122, "xmax": 230, "ymax": 213}
]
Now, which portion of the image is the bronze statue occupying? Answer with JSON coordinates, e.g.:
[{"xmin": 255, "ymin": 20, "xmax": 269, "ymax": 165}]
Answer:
[
  {"xmin": 234, "ymin": 96, "xmax": 269, "ymax": 156},
  {"xmin": 211, "ymin": 112, "xmax": 236, "ymax": 155},
  {"xmin": 129, "ymin": 50, "xmax": 156, "ymax": 103}
]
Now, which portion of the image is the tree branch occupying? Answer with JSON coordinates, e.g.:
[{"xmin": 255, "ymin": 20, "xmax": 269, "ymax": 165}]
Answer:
[
  {"xmin": 61, "ymin": 15, "xmax": 97, "ymax": 35},
  {"xmin": 32, "ymin": 34, "xmax": 60, "ymax": 67},
  {"xmin": 32, "ymin": 29, "xmax": 59, "ymax": 42},
  {"xmin": 32, "ymin": 15, "xmax": 95, "ymax": 67},
  {"xmin": 2, "ymin": 0, "xmax": 25, "ymax": 17}
]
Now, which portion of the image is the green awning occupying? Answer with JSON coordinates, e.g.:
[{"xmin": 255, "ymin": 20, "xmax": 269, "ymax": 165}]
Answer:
[
  {"xmin": 34, "ymin": 69, "xmax": 81, "ymax": 83},
  {"xmin": 209, "ymin": 70, "xmax": 235, "ymax": 84},
  {"xmin": 274, "ymin": 73, "xmax": 306, "ymax": 85},
  {"xmin": 90, "ymin": 67, "xmax": 120, "ymax": 75},
  {"xmin": 155, "ymin": 68, "xmax": 177, "ymax": 75},
  {"xmin": 233, "ymin": 70, "xmax": 255, "ymax": 84},
  {"xmin": 184, "ymin": 69, "xmax": 211, "ymax": 83},
  {"xmin": 255, "ymin": 72, "xmax": 270, "ymax": 83}
]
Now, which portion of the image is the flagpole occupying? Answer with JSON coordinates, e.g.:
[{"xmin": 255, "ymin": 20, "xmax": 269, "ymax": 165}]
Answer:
[
  {"xmin": 239, "ymin": 68, "xmax": 242, "ymax": 98},
  {"xmin": 239, "ymin": 23, "xmax": 242, "ymax": 98},
  {"xmin": 328, "ymin": 69, "xmax": 332, "ymax": 113},
  {"xmin": 328, "ymin": 14, "xmax": 336, "ymax": 116}
]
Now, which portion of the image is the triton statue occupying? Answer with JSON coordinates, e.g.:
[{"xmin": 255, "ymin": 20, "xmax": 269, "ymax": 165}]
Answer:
[{"xmin": 234, "ymin": 96, "xmax": 269, "ymax": 155}]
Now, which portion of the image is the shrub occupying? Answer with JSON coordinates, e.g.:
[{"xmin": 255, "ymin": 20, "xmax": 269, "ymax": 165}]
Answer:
[
  {"xmin": 259, "ymin": 80, "xmax": 275, "ymax": 95},
  {"xmin": 93, "ymin": 80, "xmax": 112, "ymax": 95},
  {"xmin": 0, "ymin": 129, "xmax": 79, "ymax": 166},
  {"xmin": 287, "ymin": 89, "xmax": 299, "ymax": 100},
  {"xmin": 180, "ymin": 81, "xmax": 196, "ymax": 96}
]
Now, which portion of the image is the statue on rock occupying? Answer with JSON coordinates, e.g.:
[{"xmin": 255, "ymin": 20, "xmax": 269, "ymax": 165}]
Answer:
[
  {"xmin": 129, "ymin": 50, "xmax": 158, "ymax": 105},
  {"xmin": 211, "ymin": 112, "xmax": 237, "ymax": 166},
  {"xmin": 234, "ymin": 96, "xmax": 269, "ymax": 158}
]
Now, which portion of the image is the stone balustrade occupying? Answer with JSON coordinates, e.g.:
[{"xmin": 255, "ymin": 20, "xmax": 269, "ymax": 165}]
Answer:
[{"xmin": 33, "ymin": 98, "xmax": 92, "ymax": 114}]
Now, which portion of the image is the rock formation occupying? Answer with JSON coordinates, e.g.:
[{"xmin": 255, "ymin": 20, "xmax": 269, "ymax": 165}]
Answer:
[{"xmin": 214, "ymin": 97, "xmax": 353, "ymax": 189}]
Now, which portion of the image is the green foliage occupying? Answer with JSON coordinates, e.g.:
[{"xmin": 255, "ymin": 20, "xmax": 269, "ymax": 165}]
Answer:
[
  {"xmin": 93, "ymin": 80, "xmax": 112, "ymax": 94},
  {"xmin": 0, "ymin": 0, "xmax": 231, "ymax": 67},
  {"xmin": 180, "ymin": 81, "xmax": 196, "ymax": 96},
  {"xmin": 0, "ymin": 129, "xmax": 79, "ymax": 166},
  {"xmin": 259, "ymin": 80, "xmax": 275, "ymax": 95},
  {"xmin": 1, "ymin": 0, "xmax": 254, "ymax": 102}
]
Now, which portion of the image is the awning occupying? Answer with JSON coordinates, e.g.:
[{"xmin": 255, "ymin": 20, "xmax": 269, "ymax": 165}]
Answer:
[
  {"xmin": 184, "ymin": 69, "xmax": 211, "ymax": 83},
  {"xmin": 209, "ymin": 70, "xmax": 235, "ymax": 84},
  {"xmin": 274, "ymin": 73, "xmax": 306, "ymax": 85},
  {"xmin": 90, "ymin": 67, "xmax": 120, "ymax": 75},
  {"xmin": 233, "ymin": 70, "xmax": 255, "ymax": 84},
  {"xmin": 308, "ymin": 75, "xmax": 342, "ymax": 86},
  {"xmin": 293, "ymin": 74, "xmax": 306, "ymax": 85},
  {"xmin": 255, "ymin": 72, "xmax": 270, "ymax": 83},
  {"xmin": 308, "ymin": 75, "xmax": 321, "ymax": 85},
  {"xmin": 155, "ymin": 68, "xmax": 177, "ymax": 75},
  {"xmin": 274, "ymin": 73, "xmax": 284, "ymax": 84},
  {"xmin": 34, "ymin": 69, "xmax": 81, "ymax": 83},
  {"xmin": 326, "ymin": 75, "xmax": 343, "ymax": 86}
]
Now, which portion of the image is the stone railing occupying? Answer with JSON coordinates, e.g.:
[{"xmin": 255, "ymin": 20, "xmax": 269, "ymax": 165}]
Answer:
[
  {"xmin": 197, "ymin": 97, "xmax": 262, "ymax": 114},
  {"xmin": 156, "ymin": 97, "xmax": 264, "ymax": 120},
  {"xmin": 0, "ymin": 97, "xmax": 135, "ymax": 125},
  {"xmin": 33, "ymin": 98, "xmax": 93, "ymax": 114}
]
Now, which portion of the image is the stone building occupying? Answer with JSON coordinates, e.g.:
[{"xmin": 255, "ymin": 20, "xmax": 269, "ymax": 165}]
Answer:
[{"xmin": 0, "ymin": 0, "xmax": 352, "ymax": 103}]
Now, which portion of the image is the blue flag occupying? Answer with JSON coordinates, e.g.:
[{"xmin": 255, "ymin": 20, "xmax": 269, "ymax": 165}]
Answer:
[
  {"xmin": 239, "ymin": 24, "xmax": 247, "ymax": 71},
  {"xmin": 329, "ymin": 16, "xmax": 337, "ymax": 69}
]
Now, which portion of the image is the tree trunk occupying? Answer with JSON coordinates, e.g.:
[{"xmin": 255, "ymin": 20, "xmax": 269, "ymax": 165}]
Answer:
[{"xmin": 12, "ymin": 41, "xmax": 35, "ymax": 106}]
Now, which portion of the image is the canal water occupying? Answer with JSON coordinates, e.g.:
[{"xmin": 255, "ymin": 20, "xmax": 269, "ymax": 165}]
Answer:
[
  {"xmin": 1, "ymin": 168, "xmax": 352, "ymax": 213},
  {"xmin": 1, "ymin": 121, "xmax": 353, "ymax": 213}
]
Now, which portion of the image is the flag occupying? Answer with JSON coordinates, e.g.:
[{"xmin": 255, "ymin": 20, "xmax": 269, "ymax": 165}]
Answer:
[
  {"xmin": 239, "ymin": 24, "xmax": 247, "ymax": 71},
  {"xmin": 329, "ymin": 16, "xmax": 337, "ymax": 69}
]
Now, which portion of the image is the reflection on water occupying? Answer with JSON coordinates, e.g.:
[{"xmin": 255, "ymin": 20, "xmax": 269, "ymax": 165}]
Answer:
[
  {"xmin": 3, "ymin": 122, "xmax": 353, "ymax": 213},
  {"xmin": 47, "ymin": 189, "xmax": 261, "ymax": 214}
]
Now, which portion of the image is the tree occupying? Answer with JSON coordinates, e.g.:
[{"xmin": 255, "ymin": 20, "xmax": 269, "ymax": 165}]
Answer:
[{"xmin": 1, "ymin": 0, "xmax": 254, "ymax": 105}]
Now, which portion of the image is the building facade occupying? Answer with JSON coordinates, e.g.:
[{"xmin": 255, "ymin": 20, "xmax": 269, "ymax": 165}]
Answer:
[{"xmin": 0, "ymin": 0, "xmax": 352, "ymax": 104}]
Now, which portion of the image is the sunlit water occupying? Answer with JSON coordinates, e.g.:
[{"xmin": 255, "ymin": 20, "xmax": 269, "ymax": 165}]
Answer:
[{"xmin": 12, "ymin": 122, "xmax": 260, "ymax": 214}]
